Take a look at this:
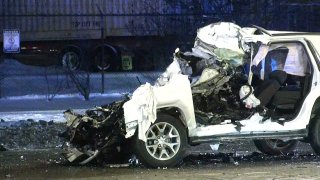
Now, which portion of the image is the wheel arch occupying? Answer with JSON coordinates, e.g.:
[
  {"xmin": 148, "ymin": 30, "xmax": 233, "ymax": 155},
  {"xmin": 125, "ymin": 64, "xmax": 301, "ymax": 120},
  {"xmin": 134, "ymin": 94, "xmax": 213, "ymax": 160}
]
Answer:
[
  {"xmin": 311, "ymin": 97, "xmax": 320, "ymax": 118},
  {"xmin": 307, "ymin": 97, "xmax": 320, "ymax": 141},
  {"xmin": 308, "ymin": 96, "xmax": 320, "ymax": 154},
  {"xmin": 307, "ymin": 97, "xmax": 320, "ymax": 131},
  {"xmin": 308, "ymin": 97, "xmax": 320, "ymax": 127},
  {"xmin": 157, "ymin": 107, "xmax": 190, "ymax": 138}
]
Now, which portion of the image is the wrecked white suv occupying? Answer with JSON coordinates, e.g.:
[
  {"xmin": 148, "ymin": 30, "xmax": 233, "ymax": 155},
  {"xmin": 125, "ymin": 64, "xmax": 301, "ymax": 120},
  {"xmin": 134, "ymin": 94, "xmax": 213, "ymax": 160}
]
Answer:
[{"xmin": 61, "ymin": 22, "xmax": 320, "ymax": 168}]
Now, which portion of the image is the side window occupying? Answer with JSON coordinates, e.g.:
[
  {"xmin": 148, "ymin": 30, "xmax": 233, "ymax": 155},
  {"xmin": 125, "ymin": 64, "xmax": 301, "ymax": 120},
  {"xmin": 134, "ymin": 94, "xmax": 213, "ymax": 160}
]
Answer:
[
  {"xmin": 261, "ymin": 42, "xmax": 311, "ymax": 80},
  {"xmin": 264, "ymin": 47, "xmax": 289, "ymax": 78}
]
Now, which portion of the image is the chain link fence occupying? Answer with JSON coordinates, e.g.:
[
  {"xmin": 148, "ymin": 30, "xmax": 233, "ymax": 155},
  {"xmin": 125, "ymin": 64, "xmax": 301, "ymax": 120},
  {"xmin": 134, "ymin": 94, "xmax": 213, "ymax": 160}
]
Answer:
[{"xmin": 0, "ymin": 58, "xmax": 160, "ymax": 100}]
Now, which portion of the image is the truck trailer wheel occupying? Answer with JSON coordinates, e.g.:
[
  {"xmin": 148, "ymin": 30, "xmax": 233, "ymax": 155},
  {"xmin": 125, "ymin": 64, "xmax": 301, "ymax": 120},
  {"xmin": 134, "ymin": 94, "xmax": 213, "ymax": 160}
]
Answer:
[
  {"xmin": 61, "ymin": 48, "xmax": 83, "ymax": 71},
  {"xmin": 253, "ymin": 139, "xmax": 297, "ymax": 155},
  {"xmin": 134, "ymin": 114, "xmax": 187, "ymax": 168},
  {"xmin": 93, "ymin": 46, "xmax": 119, "ymax": 71}
]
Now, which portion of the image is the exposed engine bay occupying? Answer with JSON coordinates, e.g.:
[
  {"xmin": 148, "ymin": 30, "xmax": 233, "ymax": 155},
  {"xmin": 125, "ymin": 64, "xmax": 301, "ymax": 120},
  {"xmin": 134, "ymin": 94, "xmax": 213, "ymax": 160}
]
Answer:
[
  {"xmin": 176, "ymin": 49, "xmax": 253, "ymax": 125},
  {"xmin": 159, "ymin": 22, "xmax": 263, "ymax": 125}
]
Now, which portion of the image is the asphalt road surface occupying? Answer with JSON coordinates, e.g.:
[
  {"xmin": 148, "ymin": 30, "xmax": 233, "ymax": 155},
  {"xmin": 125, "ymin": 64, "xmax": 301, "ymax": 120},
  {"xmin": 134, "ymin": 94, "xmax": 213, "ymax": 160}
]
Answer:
[{"xmin": 1, "ymin": 142, "xmax": 320, "ymax": 179}]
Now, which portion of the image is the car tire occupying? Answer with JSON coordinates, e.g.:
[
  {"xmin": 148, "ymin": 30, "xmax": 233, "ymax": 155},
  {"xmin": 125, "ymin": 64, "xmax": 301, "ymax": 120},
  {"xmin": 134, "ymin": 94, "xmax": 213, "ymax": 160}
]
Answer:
[
  {"xmin": 93, "ymin": 46, "xmax": 119, "ymax": 71},
  {"xmin": 253, "ymin": 139, "xmax": 298, "ymax": 155},
  {"xmin": 133, "ymin": 113, "xmax": 187, "ymax": 168},
  {"xmin": 309, "ymin": 115, "xmax": 320, "ymax": 155},
  {"xmin": 61, "ymin": 49, "xmax": 83, "ymax": 71}
]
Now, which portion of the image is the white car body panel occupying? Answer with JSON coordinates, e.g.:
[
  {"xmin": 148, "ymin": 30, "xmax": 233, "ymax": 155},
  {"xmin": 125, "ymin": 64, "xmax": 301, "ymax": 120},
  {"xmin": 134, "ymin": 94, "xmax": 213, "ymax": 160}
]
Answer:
[
  {"xmin": 124, "ymin": 59, "xmax": 197, "ymax": 141},
  {"xmin": 123, "ymin": 23, "xmax": 320, "ymax": 142},
  {"xmin": 154, "ymin": 74, "xmax": 196, "ymax": 129}
]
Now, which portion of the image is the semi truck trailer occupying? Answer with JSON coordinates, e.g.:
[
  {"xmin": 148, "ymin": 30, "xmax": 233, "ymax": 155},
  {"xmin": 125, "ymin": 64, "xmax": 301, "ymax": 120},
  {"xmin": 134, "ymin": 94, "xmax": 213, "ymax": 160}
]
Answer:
[{"xmin": 0, "ymin": 0, "xmax": 202, "ymax": 71}]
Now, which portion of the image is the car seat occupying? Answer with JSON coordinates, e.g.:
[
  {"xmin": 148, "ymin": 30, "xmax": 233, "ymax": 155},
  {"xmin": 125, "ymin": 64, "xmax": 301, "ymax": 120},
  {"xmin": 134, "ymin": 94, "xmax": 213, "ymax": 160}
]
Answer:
[{"xmin": 254, "ymin": 70, "xmax": 287, "ymax": 106}]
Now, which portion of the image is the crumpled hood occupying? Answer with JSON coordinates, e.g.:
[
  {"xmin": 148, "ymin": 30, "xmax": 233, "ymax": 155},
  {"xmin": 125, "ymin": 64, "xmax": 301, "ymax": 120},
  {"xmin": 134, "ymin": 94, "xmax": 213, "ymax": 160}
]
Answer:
[
  {"xmin": 196, "ymin": 22, "xmax": 246, "ymax": 54},
  {"xmin": 194, "ymin": 22, "xmax": 249, "ymax": 67},
  {"xmin": 195, "ymin": 22, "xmax": 265, "ymax": 53}
]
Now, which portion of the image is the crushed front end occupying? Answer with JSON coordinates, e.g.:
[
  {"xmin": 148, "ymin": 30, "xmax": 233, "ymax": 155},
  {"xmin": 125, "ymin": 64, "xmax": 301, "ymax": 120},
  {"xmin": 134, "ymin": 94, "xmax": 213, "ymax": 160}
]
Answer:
[
  {"xmin": 60, "ymin": 100, "xmax": 129, "ymax": 165},
  {"xmin": 60, "ymin": 22, "xmax": 269, "ymax": 165}
]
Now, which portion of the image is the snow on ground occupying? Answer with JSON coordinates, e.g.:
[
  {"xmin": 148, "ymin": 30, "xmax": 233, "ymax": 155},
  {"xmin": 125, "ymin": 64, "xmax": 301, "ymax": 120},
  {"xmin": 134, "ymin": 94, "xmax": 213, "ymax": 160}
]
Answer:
[
  {"xmin": 0, "ymin": 59, "xmax": 160, "ymax": 97},
  {"xmin": 0, "ymin": 94, "xmax": 124, "ymax": 122},
  {"xmin": 0, "ymin": 58, "xmax": 54, "ymax": 76},
  {"xmin": 2, "ymin": 92, "xmax": 123, "ymax": 100},
  {"xmin": 0, "ymin": 110, "xmax": 67, "ymax": 122},
  {"xmin": 0, "ymin": 59, "xmax": 161, "ymax": 122}
]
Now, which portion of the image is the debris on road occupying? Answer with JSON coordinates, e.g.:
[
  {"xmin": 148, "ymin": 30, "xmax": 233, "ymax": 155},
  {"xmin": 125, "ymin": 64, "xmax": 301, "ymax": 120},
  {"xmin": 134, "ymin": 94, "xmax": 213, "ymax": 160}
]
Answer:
[
  {"xmin": 60, "ymin": 99, "xmax": 131, "ymax": 165},
  {"xmin": 106, "ymin": 163, "xmax": 130, "ymax": 168}
]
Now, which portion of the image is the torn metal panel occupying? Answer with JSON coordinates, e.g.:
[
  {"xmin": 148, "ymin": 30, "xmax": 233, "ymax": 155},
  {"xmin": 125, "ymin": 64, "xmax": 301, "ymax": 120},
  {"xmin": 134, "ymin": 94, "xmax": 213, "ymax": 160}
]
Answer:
[
  {"xmin": 184, "ymin": 47, "xmax": 213, "ymax": 60},
  {"xmin": 213, "ymin": 48, "xmax": 245, "ymax": 67},
  {"xmin": 194, "ymin": 22, "xmax": 271, "ymax": 67},
  {"xmin": 194, "ymin": 39, "xmax": 245, "ymax": 67},
  {"xmin": 191, "ymin": 68, "xmax": 220, "ymax": 87},
  {"xmin": 61, "ymin": 100, "xmax": 128, "ymax": 164},
  {"xmin": 124, "ymin": 72, "xmax": 196, "ymax": 141},
  {"xmin": 172, "ymin": 46, "xmax": 254, "ymax": 125},
  {"xmin": 194, "ymin": 22, "xmax": 246, "ymax": 68},
  {"xmin": 155, "ymin": 56, "xmax": 184, "ymax": 87},
  {"xmin": 196, "ymin": 22, "xmax": 244, "ymax": 54},
  {"xmin": 123, "ymin": 83, "xmax": 157, "ymax": 141}
]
